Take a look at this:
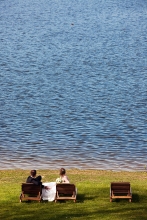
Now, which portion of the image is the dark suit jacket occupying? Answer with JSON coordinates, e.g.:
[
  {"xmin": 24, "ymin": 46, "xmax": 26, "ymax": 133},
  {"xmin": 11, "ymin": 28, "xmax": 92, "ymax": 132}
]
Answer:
[{"xmin": 26, "ymin": 175, "xmax": 42, "ymax": 186}]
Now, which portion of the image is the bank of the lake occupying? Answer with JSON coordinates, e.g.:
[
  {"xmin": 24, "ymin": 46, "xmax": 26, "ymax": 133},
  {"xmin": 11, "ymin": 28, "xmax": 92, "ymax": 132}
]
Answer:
[{"xmin": 0, "ymin": 169, "xmax": 147, "ymax": 220}]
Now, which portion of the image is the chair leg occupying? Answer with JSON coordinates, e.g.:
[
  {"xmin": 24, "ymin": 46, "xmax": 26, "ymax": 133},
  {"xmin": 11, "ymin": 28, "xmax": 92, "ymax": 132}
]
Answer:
[{"xmin": 20, "ymin": 194, "xmax": 22, "ymax": 203}]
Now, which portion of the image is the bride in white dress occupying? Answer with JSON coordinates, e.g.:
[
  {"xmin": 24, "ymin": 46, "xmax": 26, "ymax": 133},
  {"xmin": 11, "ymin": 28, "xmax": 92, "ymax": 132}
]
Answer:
[
  {"xmin": 42, "ymin": 182, "xmax": 56, "ymax": 201},
  {"xmin": 41, "ymin": 168, "xmax": 70, "ymax": 201}
]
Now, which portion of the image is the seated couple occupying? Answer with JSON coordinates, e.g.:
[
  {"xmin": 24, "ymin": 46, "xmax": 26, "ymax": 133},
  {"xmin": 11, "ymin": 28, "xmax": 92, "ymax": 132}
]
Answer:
[{"xmin": 26, "ymin": 168, "xmax": 69, "ymax": 201}]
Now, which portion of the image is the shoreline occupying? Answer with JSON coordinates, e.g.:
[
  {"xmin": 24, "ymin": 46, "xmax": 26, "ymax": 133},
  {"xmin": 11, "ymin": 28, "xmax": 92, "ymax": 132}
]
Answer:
[
  {"xmin": 0, "ymin": 160, "xmax": 146, "ymax": 172},
  {"xmin": 0, "ymin": 168, "xmax": 146, "ymax": 173},
  {"xmin": 0, "ymin": 161, "xmax": 146, "ymax": 172}
]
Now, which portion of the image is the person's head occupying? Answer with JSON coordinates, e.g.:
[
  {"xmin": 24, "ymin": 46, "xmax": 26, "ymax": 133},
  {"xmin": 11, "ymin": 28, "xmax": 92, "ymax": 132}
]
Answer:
[
  {"xmin": 60, "ymin": 168, "xmax": 66, "ymax": 176},
  {"xmin": 30, "ymin": 170, "xmax": 36, "ymax": 177}
]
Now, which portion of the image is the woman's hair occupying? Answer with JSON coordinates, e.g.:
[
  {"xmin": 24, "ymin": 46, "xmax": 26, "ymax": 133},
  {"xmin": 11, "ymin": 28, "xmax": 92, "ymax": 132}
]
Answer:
[
  {"xmin": 30, "ymin": 170, "xmax": 36, "ymax": 177},
  {"xmin": 60, "ymin": 168, "xmax": 66, "ymax": 176}
]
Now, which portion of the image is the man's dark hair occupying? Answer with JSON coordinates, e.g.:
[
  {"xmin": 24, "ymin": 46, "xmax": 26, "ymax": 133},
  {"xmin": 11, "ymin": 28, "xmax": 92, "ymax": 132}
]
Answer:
[{"xmin": 30, "ymin": 170, "xmax": 36, "ymax": 177}]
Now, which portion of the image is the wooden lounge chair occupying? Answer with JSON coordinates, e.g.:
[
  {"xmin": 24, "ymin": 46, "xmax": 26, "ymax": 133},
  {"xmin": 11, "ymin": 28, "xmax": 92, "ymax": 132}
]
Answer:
[
  {"xmin": 110, "ymin": 182, "xmax": 132, "ymax": 202},
  {"xmin": 20, "ymin": 183, "xmax": 42, "ymax": 202},
  {"xmin": 55, "ymin": 183, "xmax": 76, "ymax": 202}
]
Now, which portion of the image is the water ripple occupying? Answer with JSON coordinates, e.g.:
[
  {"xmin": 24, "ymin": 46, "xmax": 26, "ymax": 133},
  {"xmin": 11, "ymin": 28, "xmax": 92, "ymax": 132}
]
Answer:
[{"xmin": 0, "ymin": 0, "xmax": 147, "ymax": 171}]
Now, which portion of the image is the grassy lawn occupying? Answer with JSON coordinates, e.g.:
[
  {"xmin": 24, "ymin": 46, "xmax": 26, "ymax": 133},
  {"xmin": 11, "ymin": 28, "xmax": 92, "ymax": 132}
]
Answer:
[{"xmin": 0, "ymin": 169, "xmax": 147, "ymax": 220}]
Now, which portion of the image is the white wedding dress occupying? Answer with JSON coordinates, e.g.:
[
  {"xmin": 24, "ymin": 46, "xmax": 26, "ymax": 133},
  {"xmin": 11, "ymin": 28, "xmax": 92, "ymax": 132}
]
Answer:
[{"xmin": 42, "ymin": 182, "xmax": 56, "ymax": 201}]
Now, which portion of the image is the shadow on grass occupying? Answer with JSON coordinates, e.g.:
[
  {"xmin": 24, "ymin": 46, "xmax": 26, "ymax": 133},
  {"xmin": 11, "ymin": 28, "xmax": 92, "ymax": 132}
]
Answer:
[
  {"xmin": 76, "ymin": 193, "xmax": 85, "ymax": 203},
  {"xmin": 132, "ymin": 193, "xmax": 140, "ymax": 203},
  {"xmin": 41, "ymin": 193, "xmax": 86, "ymax": 203},
  {"xmin": 16, "ymin": 191, "xmax": 142, "ymax": 204},
  {"xmin": 17, "ymin": 193, "xmax": 94, "ymax": 204},
  {"xmin": 1, "ymin": 199, "xmax": 147, "ymax": 220},
  {"xmin": 109, "ymin": 193, "xmax": 140, "ymax": 203}
]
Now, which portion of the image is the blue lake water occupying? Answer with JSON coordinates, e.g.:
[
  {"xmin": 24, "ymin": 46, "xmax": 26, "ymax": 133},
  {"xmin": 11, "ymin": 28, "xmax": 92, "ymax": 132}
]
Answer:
[{"xmin": 0, "ymin": 0, "xmax": 147, "ymax": 171}]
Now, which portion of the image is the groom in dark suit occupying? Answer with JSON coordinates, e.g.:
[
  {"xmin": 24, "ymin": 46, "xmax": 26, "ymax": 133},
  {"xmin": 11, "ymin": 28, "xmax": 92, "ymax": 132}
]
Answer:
[{"xmin": 26, "ymin": 170, "xmax": 48, "ymax": 189}]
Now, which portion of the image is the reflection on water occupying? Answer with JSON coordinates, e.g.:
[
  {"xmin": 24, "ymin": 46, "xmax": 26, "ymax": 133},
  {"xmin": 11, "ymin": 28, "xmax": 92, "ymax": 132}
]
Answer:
[{"xmin": 0, "ymin": 0, "xmax": 147, "ymax": 171}]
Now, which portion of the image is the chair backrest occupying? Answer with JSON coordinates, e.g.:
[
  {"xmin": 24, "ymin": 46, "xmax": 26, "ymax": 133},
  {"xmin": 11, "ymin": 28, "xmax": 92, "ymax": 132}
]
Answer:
[
  {"xmin": 111, "ymin": 182, "xmax": 130, "ymax": 192},
  {"xmin": 22, "ymin": 183, "xmax": 42, "ymax": 195},
  {"xmin": 56, "ymin": 184, "xmax": 76, "ymax": 195}
]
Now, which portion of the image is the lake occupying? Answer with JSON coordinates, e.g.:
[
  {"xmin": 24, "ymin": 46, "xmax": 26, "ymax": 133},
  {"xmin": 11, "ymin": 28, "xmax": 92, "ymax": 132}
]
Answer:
[{"xmin": 0, "ymin": 0, "xmax": 147, "ymax": 171}]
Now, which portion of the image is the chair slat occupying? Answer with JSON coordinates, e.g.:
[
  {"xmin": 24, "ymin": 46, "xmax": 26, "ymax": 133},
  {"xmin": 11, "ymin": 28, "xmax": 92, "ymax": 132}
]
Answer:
[
  {"xmin": 20, "ymin": 183, "xmax": 42, "ymax": 202},
  {"xmin": 110, "ymin": 182, "xmax": 132, "ymax": 202},
  {"xmin": 55, "ymin": 184, "xmax": 76, "ymax": 202}
]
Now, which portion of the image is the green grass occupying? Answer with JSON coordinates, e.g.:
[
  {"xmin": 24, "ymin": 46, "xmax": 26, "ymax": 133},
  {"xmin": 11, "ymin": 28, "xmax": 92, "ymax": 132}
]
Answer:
[{"xmin": 0, "ymin": 169, "xmax": 147, "ymax": 220}]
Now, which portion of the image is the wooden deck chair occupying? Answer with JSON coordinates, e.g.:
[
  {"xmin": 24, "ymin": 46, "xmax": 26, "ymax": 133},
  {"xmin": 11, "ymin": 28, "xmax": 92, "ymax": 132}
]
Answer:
[
  {"xmin": 20, "ymin": 183, "xmax": 42, "ymax": 202},
  {"xmin": 55, "ymin": 183, "xmax": 77, "ymax": 202},
  {"xmin": 110, "ymin": 182, "xmax": 132, "ymax": 202}
]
